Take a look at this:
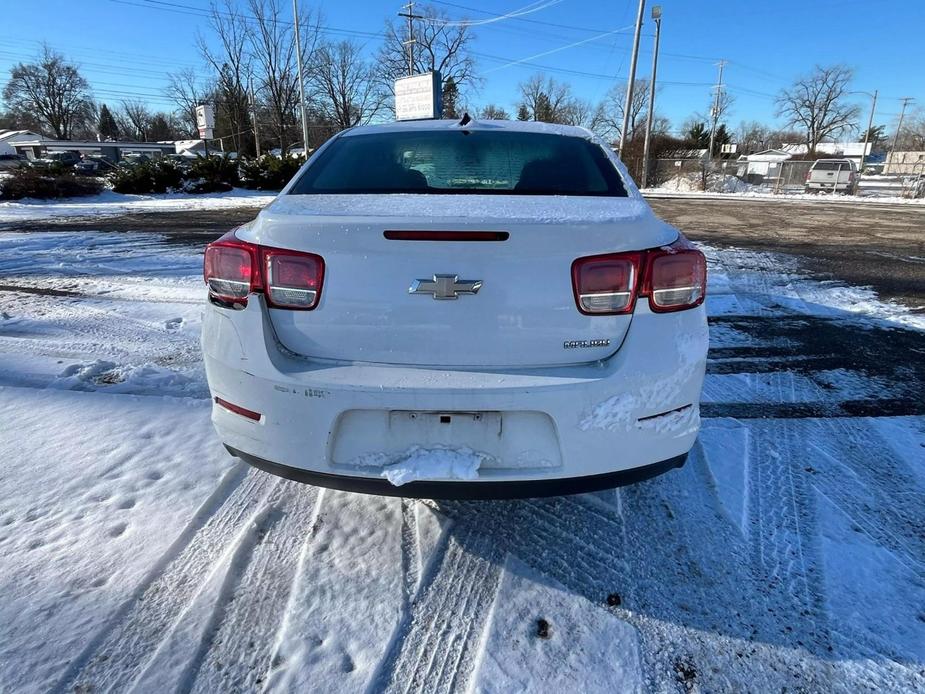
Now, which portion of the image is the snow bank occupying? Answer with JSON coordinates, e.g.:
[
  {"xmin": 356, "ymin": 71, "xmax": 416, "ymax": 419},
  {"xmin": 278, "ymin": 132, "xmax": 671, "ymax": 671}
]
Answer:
[
  {"xmin": 655, "ymin": 173, "xmax": 752, "ymax": 194},
  {"xmin": 0, "ymin": 188, "xmax": 276, "ymax": 223},
  {"xmin": 644, "ymin": 186, "xmax": 925, "ymax": 205}
]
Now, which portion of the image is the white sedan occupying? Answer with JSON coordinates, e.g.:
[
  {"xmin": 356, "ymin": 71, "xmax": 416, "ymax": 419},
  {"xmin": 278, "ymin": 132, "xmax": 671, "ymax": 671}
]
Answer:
[{"xmin": 201, "ymin": 119, "xmax": 708, "ymax": 498}]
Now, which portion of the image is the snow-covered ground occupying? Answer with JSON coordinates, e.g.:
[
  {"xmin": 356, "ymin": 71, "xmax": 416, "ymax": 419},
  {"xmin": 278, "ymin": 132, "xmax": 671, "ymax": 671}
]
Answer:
[
  {"xmin": 0, "ymin": 188, "xmax": 277, "ymax": 224},
  {"xmin": 0, "ymin": 229, "xmax": 923, "ymax": 692}
]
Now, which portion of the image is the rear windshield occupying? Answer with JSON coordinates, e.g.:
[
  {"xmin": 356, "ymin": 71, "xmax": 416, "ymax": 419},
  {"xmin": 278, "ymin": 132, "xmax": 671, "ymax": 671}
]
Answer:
[
  {"xmin": 813, "ymin": 161, "xmax": 851, "ymax": 170},
  {"xmin": 288, "ymin": 130, "xmax": 628, "ymax": 196}
]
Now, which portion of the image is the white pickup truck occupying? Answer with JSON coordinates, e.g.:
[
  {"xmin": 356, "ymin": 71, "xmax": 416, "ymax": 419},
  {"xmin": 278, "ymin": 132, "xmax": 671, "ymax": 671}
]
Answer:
[{"xmin": 805, "ymin": 158, "xmax": 858, "ymax": 194}]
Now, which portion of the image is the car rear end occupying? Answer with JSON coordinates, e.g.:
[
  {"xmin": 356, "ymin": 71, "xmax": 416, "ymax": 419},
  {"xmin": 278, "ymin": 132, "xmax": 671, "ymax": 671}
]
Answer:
[
  {"xmin": 201, "ymin": 121, "xmax": 708, "ymax": 498},
  {"xmin": 805, "ymin": 159, "xmax": 857, "ymax": 193}
]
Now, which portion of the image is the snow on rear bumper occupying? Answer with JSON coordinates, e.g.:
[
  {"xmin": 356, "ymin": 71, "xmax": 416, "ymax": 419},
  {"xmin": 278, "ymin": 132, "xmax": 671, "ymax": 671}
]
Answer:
[{"xmin": 201, "ymin": 295, "xmax": 708, "ymax": 490}]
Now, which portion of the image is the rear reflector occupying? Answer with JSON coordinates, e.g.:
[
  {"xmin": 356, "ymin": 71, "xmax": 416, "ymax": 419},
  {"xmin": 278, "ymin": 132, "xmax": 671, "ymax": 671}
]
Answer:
[
  {"xmin": 214, "ymin": 396, "xmax": 262, "ymax": 421},
  {"xmin": 384, "ymin": 230, "xmax": 509, "ymax": 241}
]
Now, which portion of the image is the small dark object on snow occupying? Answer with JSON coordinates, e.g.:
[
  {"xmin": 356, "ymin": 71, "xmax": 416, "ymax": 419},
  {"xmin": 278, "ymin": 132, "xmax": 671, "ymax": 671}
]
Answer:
[
  {"xmin": 536, "ymin": 618, "xmax": 551, "ymax": 639},
  {"xmin": 674, "ymin": 660, "xmax": 697, "ymax": 683},
  {"xmin": 607, "ymin": 593, "xmax": 622, "ymax": 607},
  {"xmin": 458, "ymin": 112, "xmax": 472, "ymax": 126}
]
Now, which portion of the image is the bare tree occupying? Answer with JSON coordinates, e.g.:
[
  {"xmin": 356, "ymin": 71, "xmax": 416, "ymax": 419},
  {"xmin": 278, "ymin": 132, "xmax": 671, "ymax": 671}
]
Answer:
[
  {"xmin": 591, "ymin": 80, "xmax": 651, "ymax": 142},
  {"xmin": 736, "ymin": 120, "xmax": 771, "ymax": 153},
  {"xmin": 197, "ymin": 0, "xmax": 254, "ymax": 154},
  {"xmin": 166, "ymin": 68, "xmax": 207, "ymax": 137},
  {"xmin": 311, "ymin": 40, "xmax": 386, "ymax": 130},
  {"xmin": 517, "ymin": 74, "xmax": 585, "ymax": 125},
  {"xmin": 2, "ymin": 44, "xmax": 94, "ymax": 139},
  {"xmin": 776, "ymin": 65, "xmax": 860, "ymax": 155},
  {"xmin": 379, "ymin": 5, "xmax": 477, "ymax": 101},
  {"xmin": 479, "ymin": 104, "xmax": 509, "ymax": 120},
  {"xmin": 892, "ymin": 108, "xmax": 925, "ymax": 151},
  {"xmin": 247, "ymin": 0, "xmax": 319, "ymax": 151},
  {"xmin": 118, "ymin": 100, "xmax": 153, "ymax": 141}
]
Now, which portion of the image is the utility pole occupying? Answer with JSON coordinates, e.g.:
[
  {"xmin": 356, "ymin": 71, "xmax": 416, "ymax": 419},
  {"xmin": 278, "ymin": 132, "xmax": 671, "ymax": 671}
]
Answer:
[
  {"xmin": 398, "ymin": 2, "xmax": 423, "ymax": 77},
  {"xmin": 619, "ymin": 0, "xmax": 646, "ymax": 155},
  {"xmin": 858, "ymin": 89, "xmax": 877, "ymax": 175},
  {"xmin": 641, "ymin": 5, "xmax": 662, "ymax": 188},
  {"xmin": 249, "ymin": 77, "xmax": 261, "ymax": 157},
  {"xmin": 293, "ymin": 0, "xmax": 310, "ymax": 154},
  {"xmin": 707, "ymin": 60, "xmax": 726, "ymax": 163},
  {"xmin": 888, "ymin": 96, "xmax": 914, "ymax": 170}
]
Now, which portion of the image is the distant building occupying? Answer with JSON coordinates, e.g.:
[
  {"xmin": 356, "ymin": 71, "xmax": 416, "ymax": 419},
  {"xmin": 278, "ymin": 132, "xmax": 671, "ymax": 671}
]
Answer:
[
  {"xmin": 0, "ymin": 129, "xmax": 43, "ymax": 155},
  {"xmin": 781, "ymin": 142, "xmax": 872, "ymax": 166},
  {"xmin": 883, "ymin": 151, "xmax": 925, "ymax": 175},
  {"xmin": 9, "ymin": 136, "xmax": 175, "ymax": 162},
  {"xmin": 736, "ymin": 149, "xmax": 792, "ymax": 183}
]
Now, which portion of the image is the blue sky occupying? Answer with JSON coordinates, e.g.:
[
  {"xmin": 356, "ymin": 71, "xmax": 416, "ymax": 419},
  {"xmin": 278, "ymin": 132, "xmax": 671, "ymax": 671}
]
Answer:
[{"xmin": 1, "ymin": 0, "xmax": 922, "ymax": 135}]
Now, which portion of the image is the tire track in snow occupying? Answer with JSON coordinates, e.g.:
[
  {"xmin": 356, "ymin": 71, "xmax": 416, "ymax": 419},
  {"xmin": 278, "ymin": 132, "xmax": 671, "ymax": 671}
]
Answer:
[
  {"xmin": 376, "ymin": 496, "xmax": 636, "ymax": 693},
  {"xmin": 745, "ymin": 420, "xmax": 833, "ymax": 655},
  {"xmin": 56, "ymin": 465, "xmax": 277, "ymax": 693},
  {"xmin": 376, "ymin": 522, "xmax": 504, "ymax": 694},
  {"xmin": 399, "ymin": 499, "xmax": 420, "ymax": 610},
  {"xmin": 185, "ymin": 482, "xmax": 322, "ymax": 693},
  {"xmin": 805, "ymin": 418, "xmax": 925, "ymax": 575}
]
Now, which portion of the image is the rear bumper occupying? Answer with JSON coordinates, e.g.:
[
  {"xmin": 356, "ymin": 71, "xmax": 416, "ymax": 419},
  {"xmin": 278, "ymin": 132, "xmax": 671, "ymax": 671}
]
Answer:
[
  {"xmin": 202, "ymin": 294, "xmax": 708, "ymax": 488},
  {"xmin": 228, "ymin": 444, "xmax": 687, "ymax": 498}
]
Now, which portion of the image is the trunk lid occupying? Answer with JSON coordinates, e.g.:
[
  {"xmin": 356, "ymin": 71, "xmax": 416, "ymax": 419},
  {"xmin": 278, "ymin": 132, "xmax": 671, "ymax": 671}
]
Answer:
[{"xmin": 241, "ymin": 194, "xmax": 675, "ymax": 368}]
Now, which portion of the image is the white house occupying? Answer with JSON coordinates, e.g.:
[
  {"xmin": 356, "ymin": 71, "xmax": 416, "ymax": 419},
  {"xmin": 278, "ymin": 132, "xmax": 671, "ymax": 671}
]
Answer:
[{"xmin": 736, "ymin": 149, "xmax": 792, "ymax": 182}]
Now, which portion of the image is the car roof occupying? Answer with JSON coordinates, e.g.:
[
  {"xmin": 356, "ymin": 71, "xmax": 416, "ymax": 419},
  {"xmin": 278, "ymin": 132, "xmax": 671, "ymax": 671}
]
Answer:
[{"xmin": 340, "ymin": 118, "xmax": 595, "ymax": 140}]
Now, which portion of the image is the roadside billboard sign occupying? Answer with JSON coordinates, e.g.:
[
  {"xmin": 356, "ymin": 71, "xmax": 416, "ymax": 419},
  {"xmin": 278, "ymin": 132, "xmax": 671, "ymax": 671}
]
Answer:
[
  {"xmin": 196, "ymin": 104, "xmax": 215, "ymax": 130},
  {"xmin": 394, "ymin": 72, "xmax": 442, "ymax": 121}
]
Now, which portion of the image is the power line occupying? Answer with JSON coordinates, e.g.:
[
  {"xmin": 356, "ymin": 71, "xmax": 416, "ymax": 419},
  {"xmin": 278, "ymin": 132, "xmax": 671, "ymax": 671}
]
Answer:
[
  {"xmin": 427, "ymin": 0, "xmax": 565, "ymax": 28},
  {"xmin": 483, "ymin": 24, "xmax": 636, "ymax": 74}
]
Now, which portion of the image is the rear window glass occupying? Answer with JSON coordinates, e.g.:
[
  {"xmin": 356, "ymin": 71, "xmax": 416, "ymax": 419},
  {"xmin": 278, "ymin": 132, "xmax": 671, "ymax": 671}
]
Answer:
[
  {"xmin": 289, "ymin": 130, "xmax": 628, "ymax": 197},
  {"xmin": 813, "ymin": 161, "xmax": 851, "ymax": 170}
]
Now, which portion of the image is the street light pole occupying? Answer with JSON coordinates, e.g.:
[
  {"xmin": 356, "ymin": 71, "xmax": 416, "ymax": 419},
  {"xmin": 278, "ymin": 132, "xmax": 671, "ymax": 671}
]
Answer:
[
  {"xmin": 619, "ymin": 0, "xmax": 646, "ymax": 155},
  {"xmin": 858, "ymin": 89, "xmax": 877, "ymax": 175},
  {"xmin": 640, "ymin": 5, "xmax": 662, "ymax": 188},
  {"xmin": 293, "ymin": 0, "xmax": 310, "ymax": 155}
]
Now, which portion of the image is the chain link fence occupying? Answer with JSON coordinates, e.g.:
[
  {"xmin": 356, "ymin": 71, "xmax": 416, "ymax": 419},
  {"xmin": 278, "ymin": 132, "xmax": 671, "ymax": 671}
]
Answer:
[{"xmin": 644, "ymin": 157, "xmax": 925, "ymax": 198}]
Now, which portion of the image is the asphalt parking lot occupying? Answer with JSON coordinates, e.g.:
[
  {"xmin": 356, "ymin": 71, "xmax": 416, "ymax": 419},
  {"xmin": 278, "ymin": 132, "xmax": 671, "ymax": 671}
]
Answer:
[{"xmin": 649, "ymin": 197, "xmax": 925, "ymax": 309}]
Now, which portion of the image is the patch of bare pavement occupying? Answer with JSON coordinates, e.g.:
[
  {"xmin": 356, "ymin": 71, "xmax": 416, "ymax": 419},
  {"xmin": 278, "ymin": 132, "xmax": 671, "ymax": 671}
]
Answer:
[
  {"xmin": 0, "ymin": 207, "xmax": 265, "ymax": 241},
  {"xmin": 648, "ymin": 196, "xmax": 925, "ymax": 310}
]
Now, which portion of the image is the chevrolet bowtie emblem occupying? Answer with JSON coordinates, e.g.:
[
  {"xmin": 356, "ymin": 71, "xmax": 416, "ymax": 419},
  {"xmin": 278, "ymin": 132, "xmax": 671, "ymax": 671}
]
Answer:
[{"xmin": 409, "ymin": 274, "xmax": 482, "ymax": 300}]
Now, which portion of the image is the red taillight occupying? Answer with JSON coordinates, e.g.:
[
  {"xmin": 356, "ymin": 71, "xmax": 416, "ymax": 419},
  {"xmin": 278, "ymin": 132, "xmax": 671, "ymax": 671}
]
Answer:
[
  {"xmin": 571, "ymin": 253, "xmax": 643, "ymax": 315},
  {"xmin": 572, "ymin": 236, "xmax": 706, "ymax": 315},
  {"xmin": 203, "ymin": 230, "xmax": 260, "ymax": 305},
  {"xmin": 204, "ymin": 230, "xmax": 324, "ymax": 310},
  {"xmin": 264, "ymin": 249, "xmax": 324, "ymax": 309},
  {"xmin": 643, "ymin": 239, "xmax": 707, "ymax": 312}
]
